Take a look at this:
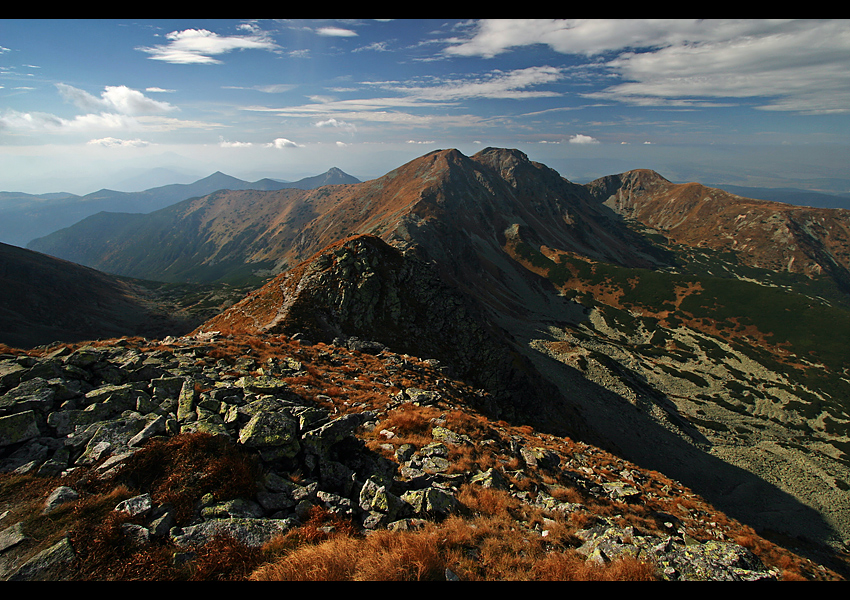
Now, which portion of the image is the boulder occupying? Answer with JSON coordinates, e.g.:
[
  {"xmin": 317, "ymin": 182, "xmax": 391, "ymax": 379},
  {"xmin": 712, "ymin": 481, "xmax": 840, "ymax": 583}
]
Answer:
[{"xmin": 0, "ymin": 410, "xmax": 40, "ymax": 447}]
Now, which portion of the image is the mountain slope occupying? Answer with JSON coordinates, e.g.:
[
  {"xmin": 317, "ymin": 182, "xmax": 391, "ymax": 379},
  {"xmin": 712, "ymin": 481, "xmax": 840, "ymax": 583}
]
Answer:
[
  {"xmin": 0, "ymin": 243, "xmax": 200, "ymax": 348},
  {"xmin": 586, "ymin": 170, "xmax": 850, "ymax": 291}
]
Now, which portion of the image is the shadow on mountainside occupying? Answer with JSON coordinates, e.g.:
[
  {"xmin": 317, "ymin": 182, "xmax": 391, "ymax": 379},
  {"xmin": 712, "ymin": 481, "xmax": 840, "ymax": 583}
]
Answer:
[{"xmin": 515, "ymin": 330, "xmax": 848, "ymax": 576}]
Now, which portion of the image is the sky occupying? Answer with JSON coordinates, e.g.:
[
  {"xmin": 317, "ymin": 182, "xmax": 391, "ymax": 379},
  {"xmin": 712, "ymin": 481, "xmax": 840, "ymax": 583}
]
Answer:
[{"xmin": 1, "ymin": 19, "xmax": 850, "ymax": 194}]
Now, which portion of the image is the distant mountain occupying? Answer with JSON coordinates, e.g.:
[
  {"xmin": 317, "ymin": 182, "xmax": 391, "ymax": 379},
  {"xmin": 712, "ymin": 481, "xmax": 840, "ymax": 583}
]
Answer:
[
  {"xmin": 0, "ymin": 168, "xmax": 360, "ymax": 248},
  {"xmin": 110, "ymin": 166, "xmax": 200, "ymax": 192}
]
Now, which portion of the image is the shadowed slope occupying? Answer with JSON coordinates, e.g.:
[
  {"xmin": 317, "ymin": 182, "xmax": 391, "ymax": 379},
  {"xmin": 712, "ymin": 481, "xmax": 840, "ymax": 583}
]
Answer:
[{"xmin": 0, "ymin": 243, "xmax": 197, "ymax": 348}]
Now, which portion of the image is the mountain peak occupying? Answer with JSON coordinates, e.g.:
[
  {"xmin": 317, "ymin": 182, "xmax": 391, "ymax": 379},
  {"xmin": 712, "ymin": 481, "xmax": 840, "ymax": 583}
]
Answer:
[{"xmin": 472, "ymin": 147, "xmax": 530, "ymax": 163}]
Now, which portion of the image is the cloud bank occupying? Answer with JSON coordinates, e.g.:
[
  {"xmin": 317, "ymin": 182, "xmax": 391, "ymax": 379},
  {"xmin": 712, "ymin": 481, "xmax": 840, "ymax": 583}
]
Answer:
[{"xmin": 443, "ymin": 19, "xmax": 850, "ymax": 114}]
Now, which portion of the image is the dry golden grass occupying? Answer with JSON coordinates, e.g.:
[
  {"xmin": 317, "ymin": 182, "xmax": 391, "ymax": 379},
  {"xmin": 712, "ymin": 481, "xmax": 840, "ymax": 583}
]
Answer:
[{"xmin": 104, "ymin": 433, "xmax": 260, "ymax": 524}]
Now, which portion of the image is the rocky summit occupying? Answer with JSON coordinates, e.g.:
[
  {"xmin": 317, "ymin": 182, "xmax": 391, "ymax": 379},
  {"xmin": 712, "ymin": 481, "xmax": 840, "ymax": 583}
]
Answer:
[{"xmin": 2, "ymin": 147, "xmax": 850, "ymax": 580}]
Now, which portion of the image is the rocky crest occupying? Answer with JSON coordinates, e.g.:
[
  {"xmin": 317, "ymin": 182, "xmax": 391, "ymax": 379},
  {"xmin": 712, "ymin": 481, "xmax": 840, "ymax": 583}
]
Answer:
[{"xmin": 198, "ymin": 234, "xmax": 591, "ymax": 442}]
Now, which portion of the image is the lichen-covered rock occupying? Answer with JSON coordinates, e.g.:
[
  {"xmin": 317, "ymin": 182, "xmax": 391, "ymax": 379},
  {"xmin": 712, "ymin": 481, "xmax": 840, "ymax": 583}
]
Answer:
[
  {"xmin": 170, "ymin": 518, "xmax": 294, "ymax": 549},
  {"xmin": 236, "ymin": 376, "xmax": 290, "ymax": 395},
  {"xmin": 0, "ymin": 410, "xmax": 40, "ymax": 447},
  {"xmin": 657, "ymin": 539, "xmax": 776, "ymax": 581},
  {"xmin": 401, "ymin": 487, "xmax": 458, "ymax": 517},
  {"xmin": 176, "ymin": 379, "xmax": 197, "ymax": 422},
  {"xmin": 6, "ymin": 537, "xmax": 75, "ymax": 581},
  {"xmin": 200, "ymin": 498, "xmax": 264, "ymax": 520},
  {"xmin": 238, "ymin": 411, "xmax": 300, "ymax": 459},
  {"xmin": 470, "ymin": 467, "xmax": 509, "ymax": 490},
  {"xmin": 359, "ymin": 477, "xmax": 405, "ymax": 521}
]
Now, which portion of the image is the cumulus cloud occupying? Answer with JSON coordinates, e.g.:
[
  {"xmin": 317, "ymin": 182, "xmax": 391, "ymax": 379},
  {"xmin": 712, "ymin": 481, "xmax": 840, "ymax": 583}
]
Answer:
[
  {"xmin": 87, "ymin": 137, "xmax": 150, "ymax": 147},
  {"xmin": 137, "ymin": 28, "xmax": 279, "ymax": 65},
  {"xmin": 569, "ymin": 134, "xmax": 600, "ymax": 144},
  {"xmin": 56, "ymin": 84, "xmax": 176, "ymax": 115},
  {"xmin": 266, "ymin": 138, "xmax": 303, "ymax": 148}
]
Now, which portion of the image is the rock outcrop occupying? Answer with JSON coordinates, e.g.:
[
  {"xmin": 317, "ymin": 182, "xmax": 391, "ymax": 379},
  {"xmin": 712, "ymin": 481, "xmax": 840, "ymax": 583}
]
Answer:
[{"xmin": 198, "ymin": 234, "xmax": 591, "ymax": 442}]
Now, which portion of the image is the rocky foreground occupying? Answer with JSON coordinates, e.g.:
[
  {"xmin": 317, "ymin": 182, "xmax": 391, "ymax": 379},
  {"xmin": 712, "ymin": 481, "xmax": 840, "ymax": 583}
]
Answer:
[{"xmin": 0, "ymin": 332, "xmax": 846, "ymax": 580}]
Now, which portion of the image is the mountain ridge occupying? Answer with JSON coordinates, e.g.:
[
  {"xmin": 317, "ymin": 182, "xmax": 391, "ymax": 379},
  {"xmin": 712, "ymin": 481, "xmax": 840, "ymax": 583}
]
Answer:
[{"xmin": 1, "ymin": 168, "xmax": 360, "ymax": 248}]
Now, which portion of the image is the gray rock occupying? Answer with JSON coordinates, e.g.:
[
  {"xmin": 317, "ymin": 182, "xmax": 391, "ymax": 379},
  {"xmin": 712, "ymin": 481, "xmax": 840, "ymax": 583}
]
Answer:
[
  {"xmin": 43, "ymin": 486, "xmax": 79, "ymax": 514},
  {"xmin": 301, "ymin": 411, "xmax": 375, "ymax": 456},
  {"xmin": 6, "ymin": 537, "xmax": 75, "ymax": 581},
  {"xmin": 121, "ymin": 523, "xmax": 151, "ymax": 546},
  {"xmin": 0, "ymin": 522, "xmax": 27, "ymax": 552},
  {"xmin": 401, "ymin": 487, "xmax": 458, "ymax": 517},
  {"xmin": 0, "ymin": 410, "xmax": 40, "ymax": 447},
  {"xmin": 200, "ymin": 498, "xmax": 264, "ymax": 520},
  {"xmin": 238, "ymin": 411, "xmax": 300, "ymax": 459},
  {"xmin": 170, "ymin": 518, "xmax": 293, "ymax": 549},
  {"xmin": 470, "ymin": 467, "xmax": 509, "ymax": 490},
  {"xmin": 128, "ymin": 414, "xmax": 168, "ymax": 447},
  {"xmin": 114, "ymin": 493, "xmax": 153, "ymax": 518}
]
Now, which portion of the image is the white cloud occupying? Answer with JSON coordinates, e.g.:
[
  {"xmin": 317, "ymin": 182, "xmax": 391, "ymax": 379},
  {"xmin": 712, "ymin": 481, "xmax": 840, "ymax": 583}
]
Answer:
[
  {"xmin": 316, "ymin": 26, "xmax": 357, "ymax": 37},
  {"xmin": 137, "ymin": 28, "xmax": 279, "ymax": 65},
  {"xmin": 354, "ymin": 41, "xmax": 390, "ymax": 52},
  {"xmin": 266, "ymin": 138, "xmax": 303, "ymax": 148},
  {"xmin": 56, "ymin": 84, "xmax": 176, "ymax": 116},
  {"xmin": 219, "ymin": 138, "xmax": 253, "ymax": 147},
  {"xmin": 444, "ymin": 19, "xmax": 850, "ymax": 114},
  {"xmin": 0, "ymin": 109, "xmax": 139, "ymax": 131},
  {"xmin": 385, "ymin": 66, "xmax": 564, "ymax": 101},
  {"xmin": 569, "ymin": 134, "xmax": 600, "ymax": 144},
  {"xmin": 315, "ymin": 118, "xmax": 357, "ymax": 132},
  {"xmin": 443, "ymin": 19, "xmax": 789, "ymax": 58},
  {"xmin": 87, "ymin": 137, "xmax": 151, "ymax": 147},
  {"xmin": 407, "ymin": 140, "xmax": 436, "ymax": 144},
  {"xmin": 145, "ymin": 87, "xmax": 175, "ymax": 93}
]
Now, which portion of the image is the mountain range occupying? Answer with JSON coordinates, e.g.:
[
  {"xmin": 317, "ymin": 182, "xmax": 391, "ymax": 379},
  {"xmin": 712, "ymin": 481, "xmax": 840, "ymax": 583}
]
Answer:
[
  {"xmin": 0, "ymin": 167, "xmax": 360, "ymax": 248},
  {"xmin": 3, "ymin": 147, "xmax": 850, "ymax": 571}
]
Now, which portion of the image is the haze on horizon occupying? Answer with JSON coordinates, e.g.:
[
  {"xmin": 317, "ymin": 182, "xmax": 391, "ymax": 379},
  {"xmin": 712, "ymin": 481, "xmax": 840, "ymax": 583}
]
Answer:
[{"xmin": 1, "ymin": 19, "xmax": 849, "ymax": 195}]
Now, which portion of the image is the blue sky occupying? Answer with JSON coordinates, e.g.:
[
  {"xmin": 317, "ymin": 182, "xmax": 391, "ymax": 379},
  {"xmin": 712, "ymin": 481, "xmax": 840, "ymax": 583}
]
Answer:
[{"xmin": 1, "ymin": 19, "xmax": 849, "ymax": 194}]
